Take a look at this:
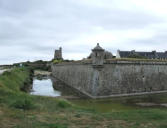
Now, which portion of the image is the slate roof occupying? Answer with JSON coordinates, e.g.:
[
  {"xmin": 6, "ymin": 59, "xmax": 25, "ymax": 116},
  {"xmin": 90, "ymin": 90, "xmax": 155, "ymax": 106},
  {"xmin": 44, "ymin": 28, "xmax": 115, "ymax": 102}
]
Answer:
[{"xmin": 118, "ymin": 50, "xmax": 167, "ymax": 59}]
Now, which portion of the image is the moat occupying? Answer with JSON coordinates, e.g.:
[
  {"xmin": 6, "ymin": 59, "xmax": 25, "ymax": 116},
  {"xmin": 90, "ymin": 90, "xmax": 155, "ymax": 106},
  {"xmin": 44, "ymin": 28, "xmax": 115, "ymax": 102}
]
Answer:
[
  {"xmin": 30, "ymin": 77, "xmax": 132, "ymax": 112},
  {"xmin": 30, "ymin": 78, "xmax": 61, "ymax": 97},
  {"xmin": 30, "ymin": 75, "xmax": 167, "ymax": 113}
]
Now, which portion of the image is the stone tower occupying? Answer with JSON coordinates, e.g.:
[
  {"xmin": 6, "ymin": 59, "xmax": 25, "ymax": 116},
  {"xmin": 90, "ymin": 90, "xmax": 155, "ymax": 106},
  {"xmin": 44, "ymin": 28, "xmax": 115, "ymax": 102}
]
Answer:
[
  {"xmin": 54, "ymin": 47, "xmax": 63, "ymax": 60},
  {"xmin": 92, "ymin": 43, "xmax": 105, "ymax": 66}
]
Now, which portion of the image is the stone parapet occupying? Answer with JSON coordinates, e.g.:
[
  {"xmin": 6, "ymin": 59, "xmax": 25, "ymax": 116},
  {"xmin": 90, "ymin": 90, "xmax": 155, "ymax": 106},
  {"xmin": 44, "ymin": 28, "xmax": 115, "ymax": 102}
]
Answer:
[{"xmin": 105, "ymin": 59, "xmax": 167, "ymax": 65}]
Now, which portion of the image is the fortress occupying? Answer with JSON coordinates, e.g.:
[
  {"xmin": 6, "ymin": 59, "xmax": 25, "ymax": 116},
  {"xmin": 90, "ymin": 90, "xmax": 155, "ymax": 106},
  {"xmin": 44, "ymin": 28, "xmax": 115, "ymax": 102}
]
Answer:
[{"xmin": 52, "ymin": 44, "xmax": 167, "ymax": 98}]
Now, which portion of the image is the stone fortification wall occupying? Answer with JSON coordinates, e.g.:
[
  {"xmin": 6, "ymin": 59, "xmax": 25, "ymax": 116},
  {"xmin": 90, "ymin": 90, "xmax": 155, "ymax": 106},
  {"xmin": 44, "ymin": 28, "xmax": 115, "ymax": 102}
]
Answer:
[
  {"xmin": 51, "ymin": 60, "xmax": 167, "ymax": 98},
  {"xmin": 51, "ymin": 63, "xmax": 95, "ymax": 98},
  {"xmin": 98, "ymin": 61, "xmax": 167, "ymax": 96}
]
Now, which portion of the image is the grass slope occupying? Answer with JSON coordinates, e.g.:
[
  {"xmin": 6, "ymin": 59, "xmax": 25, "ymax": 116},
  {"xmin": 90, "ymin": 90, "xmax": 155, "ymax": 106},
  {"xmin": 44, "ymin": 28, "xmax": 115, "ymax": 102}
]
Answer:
[{"xmin": 0, "ymin": 68, "xmax": 167, "ymax": 128}]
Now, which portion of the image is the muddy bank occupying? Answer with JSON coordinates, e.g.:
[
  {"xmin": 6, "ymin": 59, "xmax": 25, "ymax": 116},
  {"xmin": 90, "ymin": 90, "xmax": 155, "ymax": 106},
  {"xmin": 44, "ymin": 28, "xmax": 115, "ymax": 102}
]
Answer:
[
  {"xmin": 20, "ymin": 69, "xmax": 34, "ymax": 92},
  {"xmin": 34, "ymin": 70, "xmax": 51, "ymax": 80}
]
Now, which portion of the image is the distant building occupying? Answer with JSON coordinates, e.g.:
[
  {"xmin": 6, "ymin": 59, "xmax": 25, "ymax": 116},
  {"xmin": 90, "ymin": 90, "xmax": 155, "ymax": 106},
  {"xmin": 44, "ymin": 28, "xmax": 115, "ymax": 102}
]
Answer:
[
  {"xmin": 54, "ymin": 47, "xmax": 63, "ymax": 60},
  {"xmin": 116, "ymin": 50, "xmax": 167, "ymax": 59},
  {"xmin": 88, "ymin": 43, "xmax": 113, "ymax": 60}
]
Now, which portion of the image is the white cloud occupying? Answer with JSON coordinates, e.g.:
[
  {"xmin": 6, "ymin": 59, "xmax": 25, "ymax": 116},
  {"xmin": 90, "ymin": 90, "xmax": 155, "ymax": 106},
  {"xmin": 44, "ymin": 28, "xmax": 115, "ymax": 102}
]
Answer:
[{"xmin": 129, "ymin": 0, "xmax": 167, "ymax": 16}]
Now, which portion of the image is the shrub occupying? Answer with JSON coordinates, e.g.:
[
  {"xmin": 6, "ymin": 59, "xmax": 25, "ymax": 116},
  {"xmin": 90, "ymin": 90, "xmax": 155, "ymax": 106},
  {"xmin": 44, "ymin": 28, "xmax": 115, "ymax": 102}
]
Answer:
[
  {"xmin": 53, "ymin": 59, "xmax": 63, "ymax": 64},
  {"xmin": 11, "ymin": 98, "xmax": 35, "ymax": 110},
  {"xmin": 57, "ymin": 100, "xmax": 71, "ymax": 108}
]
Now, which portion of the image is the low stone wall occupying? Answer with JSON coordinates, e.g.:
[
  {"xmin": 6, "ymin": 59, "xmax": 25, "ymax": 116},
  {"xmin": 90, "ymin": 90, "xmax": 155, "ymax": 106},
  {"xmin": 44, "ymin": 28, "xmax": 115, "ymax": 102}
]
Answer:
[{"xmin": 51, "ymin": 60, "xmax": 167, "ymax": 98}]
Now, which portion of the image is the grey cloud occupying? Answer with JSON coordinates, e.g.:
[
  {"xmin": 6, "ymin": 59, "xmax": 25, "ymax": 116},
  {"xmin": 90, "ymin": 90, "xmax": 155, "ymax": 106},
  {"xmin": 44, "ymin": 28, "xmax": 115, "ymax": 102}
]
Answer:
[
  {"xmin": 0, "ymin": 0, "xmax": 161, "ymax": 43},
  {"xmin": 120, "ymin": 32, "xmax": 167, "ymax": 52},
  {"xmin": 0, "ymin": 0, "xmax": 166, "ymax": 64}
]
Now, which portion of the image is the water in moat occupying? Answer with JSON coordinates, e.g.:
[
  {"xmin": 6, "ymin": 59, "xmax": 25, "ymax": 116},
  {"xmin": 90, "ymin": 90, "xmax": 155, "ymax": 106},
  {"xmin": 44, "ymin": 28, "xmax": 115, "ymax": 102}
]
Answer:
[
  {"xmin": 0, "ymin": 69, "xmax": 4, "ymax": 75},
  {"xmin": 0, "ymin": 68, "xmax": 9, "ymax": 75},
  {"xmin": 30, "ymin": 78, "xmax": 61, "ymax": 97}
]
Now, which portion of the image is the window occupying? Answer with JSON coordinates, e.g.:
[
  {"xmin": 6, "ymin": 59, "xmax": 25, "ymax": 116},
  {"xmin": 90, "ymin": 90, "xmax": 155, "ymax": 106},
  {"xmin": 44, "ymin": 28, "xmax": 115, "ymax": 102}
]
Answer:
[{"xmin": 96, "ymin": 53, "xmax": 97, "ymax": 57}]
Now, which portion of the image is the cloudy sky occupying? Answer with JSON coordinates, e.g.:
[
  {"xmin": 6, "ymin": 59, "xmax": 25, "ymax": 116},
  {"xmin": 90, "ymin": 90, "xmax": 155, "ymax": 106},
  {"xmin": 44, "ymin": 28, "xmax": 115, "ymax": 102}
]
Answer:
[{"xmin": 1, "ymin": 0, "xmax": 167, "ymax": 64}]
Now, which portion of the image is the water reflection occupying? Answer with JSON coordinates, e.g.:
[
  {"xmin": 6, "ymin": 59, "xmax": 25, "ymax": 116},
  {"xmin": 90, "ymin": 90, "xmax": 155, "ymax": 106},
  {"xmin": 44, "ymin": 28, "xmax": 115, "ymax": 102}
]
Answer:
[
  {"xmin": 30, "ymin": 78, "xmax": 61, "ymax": 97},
  {"xmin": 0, "ymin": 69, "xmax": 8, "ymax": 75},
  {"xmin": 0, "ymin": 70, "xmax": 4, "ymax": 75}
]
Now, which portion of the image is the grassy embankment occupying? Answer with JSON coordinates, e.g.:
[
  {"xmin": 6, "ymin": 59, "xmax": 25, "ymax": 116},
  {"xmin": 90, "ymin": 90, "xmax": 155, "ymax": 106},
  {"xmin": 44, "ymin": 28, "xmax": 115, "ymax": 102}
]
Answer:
[{"xmin": 0, "ymin": 68, "xmax": 167, "ymax": 128}]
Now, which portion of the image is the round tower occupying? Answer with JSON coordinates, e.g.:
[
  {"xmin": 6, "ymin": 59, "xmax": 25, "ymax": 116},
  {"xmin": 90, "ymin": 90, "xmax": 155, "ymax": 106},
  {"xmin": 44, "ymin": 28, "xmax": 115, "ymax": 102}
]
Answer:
[{"xmin": 92, "ymin": 43, "xmax": 105, "ymax": 66}]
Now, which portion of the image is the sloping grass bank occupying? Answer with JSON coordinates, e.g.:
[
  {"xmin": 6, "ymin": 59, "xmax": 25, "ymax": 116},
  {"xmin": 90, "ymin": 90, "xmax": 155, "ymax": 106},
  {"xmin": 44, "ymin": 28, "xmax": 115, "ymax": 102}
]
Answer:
[
  {"xmin": 0, "ymin": 68, "xmax": 32, "ymax": 105},
  {"xmin": 0, "ymin": 68, "xmax": 167, "ymax": 128}
]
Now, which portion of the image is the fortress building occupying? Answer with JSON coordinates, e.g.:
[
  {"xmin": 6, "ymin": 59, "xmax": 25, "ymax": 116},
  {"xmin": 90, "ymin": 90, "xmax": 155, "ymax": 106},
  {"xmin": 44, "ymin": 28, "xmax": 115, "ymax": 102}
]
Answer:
[
  {"xmin": 54, "ymin": 47, "xmax": 63, "ymax": 60},
  {"xmin": 52, "ymin": 44, "xmax": 167, "ymax": 98}
]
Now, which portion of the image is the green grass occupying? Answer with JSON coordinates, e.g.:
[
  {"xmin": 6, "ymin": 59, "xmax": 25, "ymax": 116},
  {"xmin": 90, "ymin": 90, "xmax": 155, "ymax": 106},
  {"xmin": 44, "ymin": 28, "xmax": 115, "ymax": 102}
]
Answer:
[
  {"xmin": 0, "ymin": 68, "xmax": 28, "ymax": 91},
  {"xmin": 52, "ymin": 59, "xmax": 63, "ymax": 64},
  {"xmin": 0, "ymin": 67, "xmax": 167, "ymax": 128}
]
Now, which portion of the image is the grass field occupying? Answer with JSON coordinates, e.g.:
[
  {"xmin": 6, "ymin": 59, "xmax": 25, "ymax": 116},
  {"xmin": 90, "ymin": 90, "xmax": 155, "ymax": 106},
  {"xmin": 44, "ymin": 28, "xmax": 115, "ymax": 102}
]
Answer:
[{"xmin": 0, "ymin": 68, "xmax": 167, "ymax": 128}]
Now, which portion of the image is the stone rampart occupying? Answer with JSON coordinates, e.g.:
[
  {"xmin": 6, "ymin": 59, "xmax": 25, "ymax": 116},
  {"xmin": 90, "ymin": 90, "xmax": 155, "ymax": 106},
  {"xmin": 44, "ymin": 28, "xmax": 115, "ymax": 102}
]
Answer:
[
  {"xmin": 51, "ymin": 60, "xmax": 167, "ymax": 98},
  {"xmin": 52, "ymin": 63, "xmax": 94, "ymax": 98}
]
